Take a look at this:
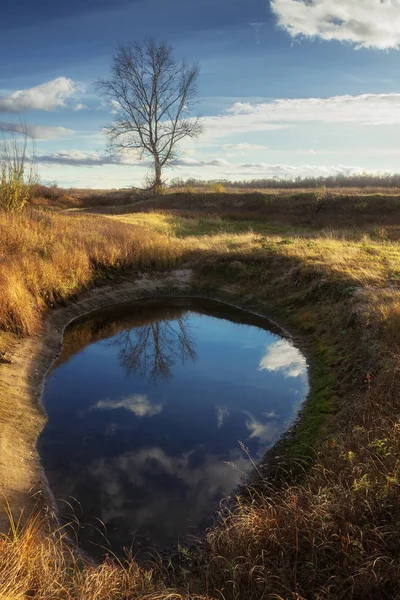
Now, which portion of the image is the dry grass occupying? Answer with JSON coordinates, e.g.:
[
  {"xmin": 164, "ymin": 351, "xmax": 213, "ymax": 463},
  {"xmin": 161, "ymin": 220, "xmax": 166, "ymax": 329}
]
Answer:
[
  {"xmin": 0, "ymin": 503, "xmax": 205, "ymax": 600},
  {"xmin": 0, "ymin": 209, "xmax": 185, "ymax": 336},
  {"xmin": 1, "ymin": 201, "xmax": 400, "ymax": 598},
  {"xmin": 31, "ymin": 185, "xmax": 137, "ymax": 210},
  {"xmin": 110, "ymin": 212, "xmax": 400, "ymax": 288},
  {"xmin": 87, "ymin": 190, "xmax": 400, "ymax": 235}
]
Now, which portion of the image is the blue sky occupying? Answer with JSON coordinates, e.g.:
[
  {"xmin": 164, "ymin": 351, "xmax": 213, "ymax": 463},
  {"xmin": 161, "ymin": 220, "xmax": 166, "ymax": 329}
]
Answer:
[{"xmin": 1, "ymin": 0, "xmax": 400, "ymax": 188}]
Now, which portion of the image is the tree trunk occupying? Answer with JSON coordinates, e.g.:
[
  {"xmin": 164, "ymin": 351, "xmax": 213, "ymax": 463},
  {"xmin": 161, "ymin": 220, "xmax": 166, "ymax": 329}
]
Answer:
[{"xmin": 154, "ymin": 159, "xmax": 162, "ymax": 191}]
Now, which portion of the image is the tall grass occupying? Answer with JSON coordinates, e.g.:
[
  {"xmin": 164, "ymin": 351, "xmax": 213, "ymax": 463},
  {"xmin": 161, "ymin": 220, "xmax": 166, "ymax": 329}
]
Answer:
[
  {"xmin": 0, "ymin": 504, "xmax": 202, "ymax": 600},
  {"xmin": 0, "ymin": 210, "xmax": 185, "ymax": 335},
  {"xmin": 0, "ymin": 133, "xmax": 36, "ymax": 212},
  {"xmin": 1, "ymin": 207, "xmax": 400, "ymax": 598}
]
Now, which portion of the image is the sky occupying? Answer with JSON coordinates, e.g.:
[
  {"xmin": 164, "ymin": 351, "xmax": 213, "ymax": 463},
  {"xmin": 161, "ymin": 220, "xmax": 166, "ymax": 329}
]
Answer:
[{"xmin": 2, "ymin": 0, "xmax": 400, "ymax": 188}]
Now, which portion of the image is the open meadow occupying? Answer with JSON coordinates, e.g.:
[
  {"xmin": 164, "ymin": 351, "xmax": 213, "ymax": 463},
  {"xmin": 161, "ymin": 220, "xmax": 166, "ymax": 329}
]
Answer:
[{"xmin": 0, "ymin": 187, "xmax": 399, "ymax": 598}]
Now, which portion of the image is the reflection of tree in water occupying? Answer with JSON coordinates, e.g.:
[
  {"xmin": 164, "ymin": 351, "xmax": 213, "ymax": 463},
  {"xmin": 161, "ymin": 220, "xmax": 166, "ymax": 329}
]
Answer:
[{"xmin": 111, "ymin": 314, "xmax": 197, "ymax": 381}]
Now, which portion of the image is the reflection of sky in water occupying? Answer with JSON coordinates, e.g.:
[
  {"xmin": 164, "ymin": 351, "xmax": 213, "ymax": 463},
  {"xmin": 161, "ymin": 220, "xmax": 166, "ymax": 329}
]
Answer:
[{"xmin": 39, "ymin": 299, "xmax": 308, "ymax": 557}]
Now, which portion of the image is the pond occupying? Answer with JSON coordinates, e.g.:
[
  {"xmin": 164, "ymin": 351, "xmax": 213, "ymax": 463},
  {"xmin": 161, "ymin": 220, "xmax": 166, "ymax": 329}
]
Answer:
[{"xmin": 39, "ymin": 297, "xmax": 309, "ymax": 557}]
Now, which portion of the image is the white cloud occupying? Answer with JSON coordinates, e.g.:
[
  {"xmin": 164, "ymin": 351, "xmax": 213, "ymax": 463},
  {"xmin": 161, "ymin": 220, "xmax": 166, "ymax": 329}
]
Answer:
[
  {"xmin": 35, "ymin": 150, "xmax": 374, "ymax": 183},
  {"xmin": 188, "ymin": 93, "xmax": 400, "ymax": 148},
  {"xmin": 94, "ymin": 394, "xmax": 162, "ymax": 418},
  {"xmin": 26, "ymin": 125, "xmax": 73, "ymax": 139},
  {"xmin": 259, "ymin": 339, "xmax": 307, "ymax": 378},
  {"xmin": 35, "ymin": 150, "xmax": 141, "ymax": 167},
  {"xmin": 171, "ymin": 158, "xmax": 367, "ymax": 178},
  {"xmin": 173, "ymin": 157, "xmax": 231, "ymax": 168},
  {"xmin": 270, "ymin": 0, "xmax": 400, "ymax": 50},
  {"xmin": 87, "ymin": 447, "xmax": 250, "ymax": 539},
  {"xmin": 226, "ymin": 94, "xmax": 400, "ymax": 126},
  {"xmin": 224, "ymin": 143, "xmax": 269, "ymax": 151},
  {"xmin": 36, "ymin": 151, "xmax": 115, "ymax": 166},
  {"xmin": 0, "ymin": 122, "xmax": 73, "ymax": 140},
  {"xmin": 216, "ymin": 405, "xmax": 229, "ymax": 429},
  {"xmin": 199, "ymin": 112, "xmax": 286, "ymax": 141},
  {"xmin": 244, "ymin": 412, "xmax": 280, "ymax": 443},
  {"xmin": 36, "ymin": 150, "xmax": 376, "ymax": 187},
  {"xmin": 110, "ymin": 99, "xmax": 122, "ymax": 114},
  {"xmin": 0, "ymin": 77, "xmax": 85, "ymax": 112}
]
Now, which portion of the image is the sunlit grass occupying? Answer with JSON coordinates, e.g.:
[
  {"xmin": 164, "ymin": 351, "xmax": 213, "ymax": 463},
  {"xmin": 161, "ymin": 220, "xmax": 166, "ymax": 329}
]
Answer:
[
  {"xmin": 1, "ymin": 204, "xmax": 400, "ymax": 598},
  {"xmin": 111, "ymin": 211, "xmax": 400, "ymax": 288},
  {"xmin": 0, "ymin": 210, "xmax": 186, "ymax": 335}
]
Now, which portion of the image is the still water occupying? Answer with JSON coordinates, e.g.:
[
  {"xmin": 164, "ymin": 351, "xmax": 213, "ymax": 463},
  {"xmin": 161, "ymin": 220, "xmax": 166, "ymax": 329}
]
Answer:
[{"xmin": 39, "ymin": 298, "xmax": 308, "ymax": 556}]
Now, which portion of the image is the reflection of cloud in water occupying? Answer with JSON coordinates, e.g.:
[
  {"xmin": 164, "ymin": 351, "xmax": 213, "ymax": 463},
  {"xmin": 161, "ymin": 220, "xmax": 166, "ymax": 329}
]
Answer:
[
  {"xmin": 94, "ymin": 394, "xmax": 162, "ymax": 418},
  {"xmin": 216, "ymin": 405, "xmax": 229, "ymax": 429},
  {"xmin": 264, "ymin": 410, "xmax": 277, "ymax": 418},
  {"xmin": 244, "ymin": 412, "xmax": 280, "ymax": 444},
  {"xmin": 259, "ymin": 339, "xmax": 307, "ymax": 378},
  {"xmin": 87, "ymin": 447, "xmax": 250, "ymax": 545}
]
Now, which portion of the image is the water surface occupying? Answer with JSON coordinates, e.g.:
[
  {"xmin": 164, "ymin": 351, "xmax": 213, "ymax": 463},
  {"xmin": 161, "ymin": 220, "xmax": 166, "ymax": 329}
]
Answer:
[{"xmin": 39, "ymin": 298, "xmax": 308, "ymax": 556}]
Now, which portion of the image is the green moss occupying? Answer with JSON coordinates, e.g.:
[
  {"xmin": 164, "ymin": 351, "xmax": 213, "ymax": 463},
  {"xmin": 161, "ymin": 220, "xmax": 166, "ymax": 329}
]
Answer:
[{"xmin": 281, "ymin": 345, "xmax": 335, "ymax": 466}]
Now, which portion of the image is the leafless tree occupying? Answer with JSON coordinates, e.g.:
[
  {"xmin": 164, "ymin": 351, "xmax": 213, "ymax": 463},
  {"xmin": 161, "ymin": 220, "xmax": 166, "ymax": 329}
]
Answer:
[
  {"xmin": 112, "ymin": 315, "xmax": 197, "ymax": 382},
  {"xmin": 97, "ymin": 40, "xmax": 203, "ymax": 192}
]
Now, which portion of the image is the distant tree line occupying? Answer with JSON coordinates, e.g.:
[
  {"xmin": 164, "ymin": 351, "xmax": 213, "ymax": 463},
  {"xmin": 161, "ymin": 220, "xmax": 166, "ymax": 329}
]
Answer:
[{"xmin": 170, "ymin": 173, "xmax": 400, "ymax": 190}]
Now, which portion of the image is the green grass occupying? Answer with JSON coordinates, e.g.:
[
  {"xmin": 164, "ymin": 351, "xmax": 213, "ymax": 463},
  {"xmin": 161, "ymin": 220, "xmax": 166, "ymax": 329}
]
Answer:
[{"xmin": 112, "ymin": 212, "xmax": 293, "ymax": 238}]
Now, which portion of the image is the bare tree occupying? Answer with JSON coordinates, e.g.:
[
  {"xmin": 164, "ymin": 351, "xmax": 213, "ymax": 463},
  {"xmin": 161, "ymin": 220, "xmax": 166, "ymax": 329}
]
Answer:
[
  {"xmin": 97, "ymin": 40, "xmax": 203, "ymax": 192},
  {"xmin": 111, "ymin": 315, "xmax": 197, "ymax": 382}
]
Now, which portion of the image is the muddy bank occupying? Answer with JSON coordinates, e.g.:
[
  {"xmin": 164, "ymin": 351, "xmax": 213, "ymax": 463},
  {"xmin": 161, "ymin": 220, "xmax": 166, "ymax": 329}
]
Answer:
[{"xmin": 0, "ymin": 270, "xmax": 192, "ymax": 531}]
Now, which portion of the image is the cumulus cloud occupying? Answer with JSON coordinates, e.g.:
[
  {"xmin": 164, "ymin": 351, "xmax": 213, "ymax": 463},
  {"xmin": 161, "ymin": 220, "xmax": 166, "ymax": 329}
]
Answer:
[
  {"xmin": 94, "ymin": 394, "xmax": 162, "ymax": 418},
  {"xmin": 85, "ymin": 446, "xmax": 250, "ymax": 544},
  {"xmin": 259, "ymin": 339, "xmax": 307, "ymax": 378},
  {"xmin": 0, "ymin": 77, "xmax": 85, "ymax": 112},
  {"xmin": 270, "ymin": 0, "xmax": 400, "ymax": 50},
  {"xmin": 0, "ymin": 122, "xmax": 73, "ymax": 140}
]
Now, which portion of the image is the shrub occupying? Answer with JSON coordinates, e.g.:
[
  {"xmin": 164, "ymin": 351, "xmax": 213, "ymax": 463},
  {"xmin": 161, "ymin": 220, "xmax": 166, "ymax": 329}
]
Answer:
[
  {"xmin": 213, "ymin": 183, "xmax": 225, "ymax": 194},
  {"xmin": 314, "ymin": 185, "xmax": 327, "ymax": 202},
  {"xmin": 0, "ymin": 131, "xmax": 36, "ymax": 212}
]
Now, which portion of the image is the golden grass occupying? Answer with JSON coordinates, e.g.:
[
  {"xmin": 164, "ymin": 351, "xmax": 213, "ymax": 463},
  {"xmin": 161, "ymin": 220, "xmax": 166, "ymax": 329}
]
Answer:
[
  {"xmin": 0, "ymin": 503, "xmax": 204, "ymax": 600},
  {"xmin": 110, "ymin": 212, "xmax": 400, "ymax": 288},
  {"xmin": 1, "ymin": 205, "xmax": 400, "ymax": 598},
  {"xmin": 0, "ymin": 210, "xmax": 185, "ymax": 336}
]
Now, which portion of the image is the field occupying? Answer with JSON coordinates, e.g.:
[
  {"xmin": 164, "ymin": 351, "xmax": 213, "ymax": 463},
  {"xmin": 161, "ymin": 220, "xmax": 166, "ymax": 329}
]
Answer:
[{"xmin": 0, "ymin": 187, "xmax": 400, "ymax": 599}]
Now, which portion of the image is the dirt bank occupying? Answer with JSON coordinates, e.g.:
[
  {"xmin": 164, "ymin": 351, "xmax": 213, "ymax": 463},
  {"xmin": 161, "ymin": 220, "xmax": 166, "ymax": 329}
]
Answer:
[{"xmin": 0, "ymin": 270, "xmax": 192, "ymax": 531}]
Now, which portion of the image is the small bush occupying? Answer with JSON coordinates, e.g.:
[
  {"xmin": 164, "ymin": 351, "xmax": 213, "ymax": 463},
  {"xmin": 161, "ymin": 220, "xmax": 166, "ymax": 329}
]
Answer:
[
  {"xmin": 213, "ymin": 183, "xmax": 225, "ymax": 194},
  {"xmin": 0, "ymin": 164, "xmax": 32, "ymax": 212},
  {"xmin": 0, "ymin": 134, "xmax": 35, "ymax": 212},
  {"xmin": 314, "ymin": 185, "xmax": 327, "ymax": 202}
]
